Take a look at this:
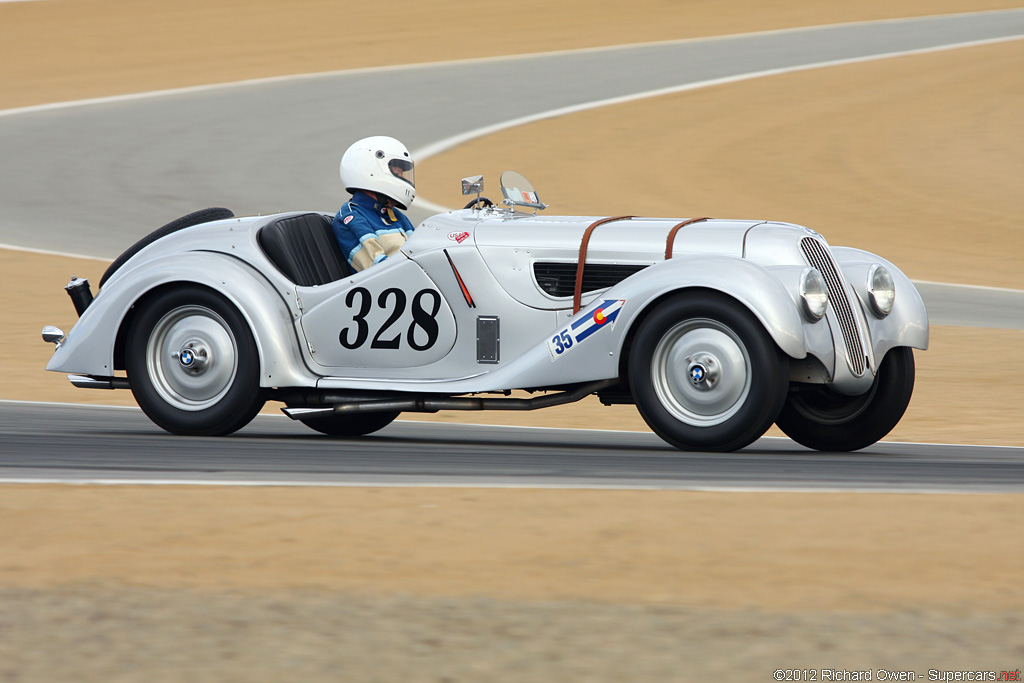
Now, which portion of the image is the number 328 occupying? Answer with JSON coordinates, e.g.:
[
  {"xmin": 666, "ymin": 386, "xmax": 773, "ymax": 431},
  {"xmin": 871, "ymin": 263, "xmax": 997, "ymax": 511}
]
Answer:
[{"xmin": 340, "ymin": 287, "xmax": 441, "ymax": 351}]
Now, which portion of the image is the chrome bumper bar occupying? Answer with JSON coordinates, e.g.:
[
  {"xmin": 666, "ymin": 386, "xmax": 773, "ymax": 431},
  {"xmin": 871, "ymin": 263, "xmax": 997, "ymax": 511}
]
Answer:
[{"xmin": 68, "ymin": 374, "xmax": 130, "ymax": 390}]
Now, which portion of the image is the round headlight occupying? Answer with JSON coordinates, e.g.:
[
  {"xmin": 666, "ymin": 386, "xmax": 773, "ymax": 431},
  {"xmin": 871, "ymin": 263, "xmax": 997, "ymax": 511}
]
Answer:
[
  {"xmin": 868, "ymin": 264, "xmax": 895, "ymax": 317},
  {"xmin": 799, "ymin": 268, "xmax": 829, "ymax": 321}
]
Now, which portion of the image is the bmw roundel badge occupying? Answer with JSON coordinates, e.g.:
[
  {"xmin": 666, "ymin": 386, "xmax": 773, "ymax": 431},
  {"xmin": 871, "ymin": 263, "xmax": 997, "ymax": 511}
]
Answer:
[{"xmin": 689, "ymin": 363, "xmax": 706, "ymax": 384}]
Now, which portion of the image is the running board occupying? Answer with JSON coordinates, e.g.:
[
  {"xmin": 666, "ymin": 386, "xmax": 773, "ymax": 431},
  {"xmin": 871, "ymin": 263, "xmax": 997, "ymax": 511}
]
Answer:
[{"xmin": 282, "ymin": 379, "xmax": 618, "ymax": 420}]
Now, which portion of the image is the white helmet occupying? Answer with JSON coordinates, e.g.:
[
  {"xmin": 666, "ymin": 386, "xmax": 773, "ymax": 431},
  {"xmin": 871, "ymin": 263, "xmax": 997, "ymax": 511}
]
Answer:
[{"xmin": 340, "ymin": 136, "xmax": 416, "ymax": 210}]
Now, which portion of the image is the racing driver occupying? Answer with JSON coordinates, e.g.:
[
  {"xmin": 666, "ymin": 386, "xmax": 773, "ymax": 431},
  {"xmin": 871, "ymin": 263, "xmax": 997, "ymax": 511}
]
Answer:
[{"xmin": 333, "ymin": 136, "xmax": 417, "ymax": 271}]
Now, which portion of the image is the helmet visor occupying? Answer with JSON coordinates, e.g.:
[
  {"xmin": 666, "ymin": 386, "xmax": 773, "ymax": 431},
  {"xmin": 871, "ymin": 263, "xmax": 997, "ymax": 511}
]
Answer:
[{"xmin": 389, "ymin": 158, "xmax": 415, "ymax": 188}]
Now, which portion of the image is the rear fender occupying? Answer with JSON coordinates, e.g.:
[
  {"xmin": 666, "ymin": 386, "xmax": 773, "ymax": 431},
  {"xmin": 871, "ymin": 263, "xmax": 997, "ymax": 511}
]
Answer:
[{"xmin": 46, "ymin": 251, "xmax": 314, "ymax": 387}]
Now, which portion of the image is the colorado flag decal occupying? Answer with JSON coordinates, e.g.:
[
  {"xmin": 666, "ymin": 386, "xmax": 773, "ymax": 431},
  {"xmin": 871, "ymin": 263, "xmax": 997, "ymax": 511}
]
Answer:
[{"xmin": 547, "ymin": 299, "xmax": 626, "ymax": 360}]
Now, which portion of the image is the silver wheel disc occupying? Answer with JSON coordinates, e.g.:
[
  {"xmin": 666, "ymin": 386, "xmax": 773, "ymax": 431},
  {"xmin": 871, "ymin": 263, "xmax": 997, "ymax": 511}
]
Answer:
[
  {"xmin": 145, "ymin": 305, "xmax": 238, "ymax": 411},
  {"xmin": 651, "ymin": 318, "xmax": 751, "ymax": 427}
]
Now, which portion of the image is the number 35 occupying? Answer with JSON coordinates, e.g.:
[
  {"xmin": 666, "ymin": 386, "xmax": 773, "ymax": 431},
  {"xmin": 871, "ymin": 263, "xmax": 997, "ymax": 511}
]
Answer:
[{"xmin": 551, "ymin": 330, "xmax": 573, "ymax": 354}]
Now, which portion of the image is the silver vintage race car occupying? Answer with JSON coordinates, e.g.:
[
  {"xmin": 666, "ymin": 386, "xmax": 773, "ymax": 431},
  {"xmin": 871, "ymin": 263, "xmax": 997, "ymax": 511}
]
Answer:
[{"xmin": 43, "ymin": 171, "xmax": 928, "ymax": 452}]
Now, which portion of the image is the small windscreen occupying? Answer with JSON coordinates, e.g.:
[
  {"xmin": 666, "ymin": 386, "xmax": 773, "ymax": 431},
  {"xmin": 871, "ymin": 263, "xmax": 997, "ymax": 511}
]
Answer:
[{"xmin": 500, "ymin": 170, "xmax": 544, "ymax": 209}]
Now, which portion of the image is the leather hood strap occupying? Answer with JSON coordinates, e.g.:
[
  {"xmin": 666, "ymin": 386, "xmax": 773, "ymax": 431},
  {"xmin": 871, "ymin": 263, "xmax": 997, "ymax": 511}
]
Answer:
[
  {"xmin": 665, "ymin": 217, "xmax": 712, "ymax": 260},
  {"xmin": 574, "ymin": 215, "xmax": 635, "ymax": 314}
]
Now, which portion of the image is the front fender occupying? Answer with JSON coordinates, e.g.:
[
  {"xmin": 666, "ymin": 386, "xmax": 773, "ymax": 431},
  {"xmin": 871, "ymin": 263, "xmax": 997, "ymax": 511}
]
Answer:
[
  {"xmin": 607, "ymin": 256, "xmax": 812, "ymax": 361},
  {"xmin": 46, "ymin": 251, "xmax": 315, "ymax": 387},
  {"xmin": 831, "ymin": 246, "xmax": 929, "ymax": 357}
]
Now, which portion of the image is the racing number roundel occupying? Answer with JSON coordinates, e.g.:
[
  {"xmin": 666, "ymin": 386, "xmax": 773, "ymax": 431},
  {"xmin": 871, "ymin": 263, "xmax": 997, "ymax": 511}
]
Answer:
[{"xmin": 298, "ymin": 261, "xmax": 457, "ymax": 370}]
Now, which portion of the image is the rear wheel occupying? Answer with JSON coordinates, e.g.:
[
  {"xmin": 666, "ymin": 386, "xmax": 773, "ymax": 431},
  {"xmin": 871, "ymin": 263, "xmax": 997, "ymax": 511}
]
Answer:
[
  {"xmin": 301, "ymin": 411, "xmax": 400, "ymax": 437},
  {"xmin": 125, "ymin": 286, "xmax": 264, "ymax": 435},
  {"xmin": 628, "ymin": 292, "xmax": 789, "ymax": 452},
  {"xmin": 775, "ymin": 347, "xmax": 915, "ymax": 451}
]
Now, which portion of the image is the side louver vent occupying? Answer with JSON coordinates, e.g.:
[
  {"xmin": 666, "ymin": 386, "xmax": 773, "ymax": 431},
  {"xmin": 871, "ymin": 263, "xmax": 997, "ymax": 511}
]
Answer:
[
  {"xmin": 533, "ymin": 262, "xmax": 648, "ymax": 298},
  {"xmin": 800, "ymin": 237, "xmax": 866, "ymax": 376}
]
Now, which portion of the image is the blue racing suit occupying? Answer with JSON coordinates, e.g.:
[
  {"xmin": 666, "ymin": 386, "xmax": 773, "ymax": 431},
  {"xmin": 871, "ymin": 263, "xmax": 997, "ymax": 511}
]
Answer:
[{"xmin": 332, "ymin": 190, "xmax": 415, "ymax": 271}]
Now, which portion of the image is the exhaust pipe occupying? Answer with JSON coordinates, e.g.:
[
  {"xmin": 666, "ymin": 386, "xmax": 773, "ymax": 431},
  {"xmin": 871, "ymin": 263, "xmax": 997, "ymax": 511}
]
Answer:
[{"xmin": 282, "ymin": 379, "xmax": 619, "ymax": 420}]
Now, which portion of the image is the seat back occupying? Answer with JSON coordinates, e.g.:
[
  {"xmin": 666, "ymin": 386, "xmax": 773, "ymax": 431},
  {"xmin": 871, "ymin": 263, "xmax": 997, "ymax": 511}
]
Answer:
[{"xmin": 258, "ymin": 213, "xmax": 351, "ymax": 286}]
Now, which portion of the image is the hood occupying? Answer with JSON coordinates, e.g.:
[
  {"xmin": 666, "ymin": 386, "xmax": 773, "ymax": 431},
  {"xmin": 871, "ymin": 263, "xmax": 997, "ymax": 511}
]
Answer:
[{"xmin": 472, "ymin": 213, "xmax": 760, "ymax": 310}]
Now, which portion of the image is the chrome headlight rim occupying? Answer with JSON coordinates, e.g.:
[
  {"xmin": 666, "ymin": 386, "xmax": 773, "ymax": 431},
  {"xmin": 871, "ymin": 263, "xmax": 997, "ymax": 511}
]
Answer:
[
  {"xmin": 799, "ymin": 267, "xmax": 829, "ymax": 321},
  {"xmin": 867, "ymin": 263, "xmax": 895, "ymax": 318}
]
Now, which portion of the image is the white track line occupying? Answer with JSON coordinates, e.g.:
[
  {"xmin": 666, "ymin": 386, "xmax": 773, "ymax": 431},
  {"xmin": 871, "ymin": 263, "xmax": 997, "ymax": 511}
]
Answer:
[
  {"xmin": 911, "ymin": 279, "xmax": 1024, "ymax": 293},
  {"xmin": 1, "ymin": 399, "xmax": 1018, "ymax": 492},
  {"xmin": 1, "ymin": 398, "xmax": 1020, "ymax": 450},
  {"xmin": 1, "ymin": 10, "xmax": 1017, "ymax": 120},
  {"xmin": 3, "ymin": 235, "xmax": 1019, "ymax": 295},
  {"xmin": 0, "ymin": 242, "xmax": 110, "ymax": 261},
  {"xmin": 410, "ymin": 34, "xmax": 1023, "ymax": 165},
  {"xmin": 0, "ymin": 478, "xmax": 1013, "ymax": 494},
  {"xmin": 413, "ymin": 32, "xmax": 1023, "ymax": 231},
  {"xmin": 0, "ymin": 398, "xmax": 140, "ymax": 410}
]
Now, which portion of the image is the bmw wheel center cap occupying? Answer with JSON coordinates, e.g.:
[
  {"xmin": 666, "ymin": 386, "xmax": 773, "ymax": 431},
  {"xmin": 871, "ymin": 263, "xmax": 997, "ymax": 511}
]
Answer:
[
  {"xmin": 176, "ymin": 343, "xmax": 208, "ymax": 372},
  {"xmin": 688, "ymin": 361, "xmax": 708, "ymax": 385}
]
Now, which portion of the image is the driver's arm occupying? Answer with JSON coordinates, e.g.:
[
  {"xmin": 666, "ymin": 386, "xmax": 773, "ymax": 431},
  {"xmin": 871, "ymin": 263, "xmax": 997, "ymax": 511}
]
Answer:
[{"xmin": 332, "ymin": 209, "xmax": 406, "ymax": 272}]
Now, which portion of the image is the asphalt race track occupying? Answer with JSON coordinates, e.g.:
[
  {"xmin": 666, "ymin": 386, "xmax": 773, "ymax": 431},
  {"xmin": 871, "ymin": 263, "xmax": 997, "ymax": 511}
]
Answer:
[
  {"xmin": 2, "ymin": 12, "xmax": 1022, "ymax": 488},
  {"xmin": 2, "ymin": 11, "xmax": 1022, "ymax": 256},
  {"xmin": 1, "ymin": 401, "xmax": 1022, "ymax": 492},
  {"xmin": 2, "ymin": 11, "xmax": 1022, "ymax": 327}
]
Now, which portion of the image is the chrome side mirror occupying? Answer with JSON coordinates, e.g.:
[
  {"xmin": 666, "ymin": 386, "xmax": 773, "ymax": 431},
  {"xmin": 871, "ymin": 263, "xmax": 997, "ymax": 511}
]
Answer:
[
  {"xmin": 42, "ymin": 326, "xmax": 65, "ymax": 348},
  {"xmin": 461, "ymin": 175, "xmax": 484, "ymax": 196}
]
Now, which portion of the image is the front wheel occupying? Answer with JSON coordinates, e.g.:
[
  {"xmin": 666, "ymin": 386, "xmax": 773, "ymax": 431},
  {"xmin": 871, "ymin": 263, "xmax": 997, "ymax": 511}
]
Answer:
[
  {"xmin": 628, "ymin": 292, "xmax": 789, "ymax": 452},
  {"xmin": 125, "ymin": 286, "xmax": 265, "ymax": 435},
  {"xmin": 775, "ymin": 347, "xmax": 915, "ymax": 451}
]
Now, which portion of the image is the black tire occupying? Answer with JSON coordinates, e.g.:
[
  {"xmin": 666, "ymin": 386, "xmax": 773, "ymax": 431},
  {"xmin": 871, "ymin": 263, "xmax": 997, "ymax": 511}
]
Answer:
[
  {"xmin": 628, "ymin": 292, "xmax": 789, "ymax": 452},
  {"xmin": 301, "ymin": 411, "xmax": 401, "ymax": 437},
  {"xmin": 100, "ymin": 208, "xmax": 234, "ymax": 289},
  {"xmin": 125, "ymin": 286, "xmax": 264, "ymax": 436},
  {"xmin": 775, "ymin": 347, "xmax": 915, "ymax": 452}
]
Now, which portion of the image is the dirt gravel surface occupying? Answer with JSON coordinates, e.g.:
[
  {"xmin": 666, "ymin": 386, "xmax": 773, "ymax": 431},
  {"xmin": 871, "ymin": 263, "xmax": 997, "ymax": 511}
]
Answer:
[
  {"xmin": 0, "ymin": 486, "xmax": 1021, "ymax": 681},
  {"xmin": 5, "ymin": 487, "xmax": 1022, "ymax": 610},
  {"xmin": 2, "ymin": 589, "xmax": 1020, "ymax": 682},
  {"xmin": 2, "ymin": 1, "xmax": 1023, "ymax": 679}
]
